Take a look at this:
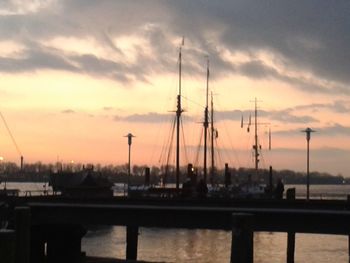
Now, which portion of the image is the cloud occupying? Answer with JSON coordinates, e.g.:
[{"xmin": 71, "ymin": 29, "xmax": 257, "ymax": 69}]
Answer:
[
  {"xmin": 0, "ymin": 0, "xmax": 56, "ymax": 15},
  {"xmin": 292, "ymin": 100, "xmax": 350, "ymax": 114},
  {"xmin": 274, "ymin": 123, "xmax": 350, "ymax": 137},
  {"xmin": 0, "ymin": 1, "xmax": 349, "ymax": 94},
  {"xmin": 0, "ymin": 42, "xmax": 77, "ymax": 73},
  {"xmin": 115, "ymin": 112, "xmax": 174, "ymax": 123},
  {"xmin": 115, "ymin": 112, "xmax": 197, "ymax": 123},
  {"xmin": 214, "ymin": 108, "xmax": 318, "ymax": 124},
  {"xmin": 61, "ymin": 109, "xmax": 75, "ymax": 114},
  {"xmin": 268, "ymin": 110, "xmax": 319, "ymax": 124},
  {"xmin": 103, "ymin": 107, "xmax": 113, "ymax": 111},
  {"xmin": 318, "ymin": 124, "xmax": 350, "ymax": 136}
]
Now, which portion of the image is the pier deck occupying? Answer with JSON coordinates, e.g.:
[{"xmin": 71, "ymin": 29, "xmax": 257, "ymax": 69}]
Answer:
[{"xmin": 2, "ymin": 196, "xmax": 350, "ymax": 263}]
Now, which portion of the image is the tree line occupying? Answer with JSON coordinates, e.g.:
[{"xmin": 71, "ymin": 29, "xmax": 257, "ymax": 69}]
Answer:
[{"xmin": 0, "ymin": 161, "xmax": 347, "ymax": 185}]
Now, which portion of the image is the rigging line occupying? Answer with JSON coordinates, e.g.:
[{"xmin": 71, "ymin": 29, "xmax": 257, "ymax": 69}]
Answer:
[
  {"xmin": 159, "ymin": 116, "xmax": 175, "ymax": 164},
  {"xmin": 180, "ymin": 118, "xmax": 189, "ymax": 165},
  {"xmin": 260, "ymin": 153, "xmax": 267, "ymax": 170},
  {"xmin": 158, "ymin": 115, "xmax": 176, "ymax": 164},
  {"xmin": 223, "ymin": 112, "xmax": 241, "ymax": 169},
  {"xmin": 215, "ymin": 136, "xmax": 233, "ymax": 168},
  {"xmin": 214, "ymin": 137, "xmax": 224, "ymax": 170},
  {"xmin": 151, "ymin": 115, "xmax": 171, "ymax": 164},
  {"xmin": 214, "ymin": 96, "xmax": 242, "ymax": 168},
  {"xmin": 194, "ymin": 127, "xmax": 204, "ymax": 167},
  {"xmin": 181, "ymin": 95, "xmax": 205, "ymax": 109},
  {"xmin": 0, "ymin": 112, "xmax": 22, "ymax": 156},
  {"xmin": 164, "ymin": 117, "xmax": 176, "ymax": 177}
]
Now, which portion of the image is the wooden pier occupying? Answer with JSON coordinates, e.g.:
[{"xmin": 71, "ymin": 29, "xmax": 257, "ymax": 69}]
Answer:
[{"xmin": 1, "ymin": 196, "xmax": 350, "ymax": 262}]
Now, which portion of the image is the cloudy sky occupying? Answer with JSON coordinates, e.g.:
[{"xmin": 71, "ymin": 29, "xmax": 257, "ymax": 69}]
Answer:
[{"xmin": 0, "ymin": 0, "xmax": 349, "ymax": 176}]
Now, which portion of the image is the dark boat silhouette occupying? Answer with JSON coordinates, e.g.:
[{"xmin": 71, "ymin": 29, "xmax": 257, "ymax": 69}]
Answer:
[{"xmin": 49, "ymin": 167, "xmax": 114, "ymax": 198}]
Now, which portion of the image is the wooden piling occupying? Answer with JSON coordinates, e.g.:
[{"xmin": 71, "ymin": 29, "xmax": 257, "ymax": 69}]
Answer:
[
  {"xmin": 0, "ymin": 229, "xmax": 16, "ymax": 263},
  {"xmin": 14, "ymin": 206, "xmax": 31, "ymax": 263},
  {"xmin": 231, "ymin": 213, "xmax": 254, "ymax": 263},
  {"xmin": 126, "ymin": 226, "xmax": 139, "ymax": 261},
  {"xmin": 287, "ymin": 232, "xmax": 295, "ymax": 263},
  {"xmin": 287, "ymin": 189, "xmax": 296, "ymax": 263}
]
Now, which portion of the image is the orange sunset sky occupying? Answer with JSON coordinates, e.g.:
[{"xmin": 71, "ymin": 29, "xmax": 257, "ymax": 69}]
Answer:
[{"xmin": 0, "ymin": 1, "xmax": 349, "ymax": 176}]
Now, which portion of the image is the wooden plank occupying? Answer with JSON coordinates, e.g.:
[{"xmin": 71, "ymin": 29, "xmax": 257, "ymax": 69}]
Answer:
[{"xmin": 28, "ymin": 202, "xmax": 350, "ymax": 235}]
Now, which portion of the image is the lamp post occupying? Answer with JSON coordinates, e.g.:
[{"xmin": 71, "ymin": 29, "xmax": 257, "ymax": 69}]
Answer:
[
  {"xmin": 125, "ymin": 133, "xmax": 135, "ymax": 188},
  {"xmin": 302, "ymin": 127, "xmax": 315, "ymax": 200}
]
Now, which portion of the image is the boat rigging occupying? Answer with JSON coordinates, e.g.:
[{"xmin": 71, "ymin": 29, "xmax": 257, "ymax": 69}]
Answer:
[
  {"xmin": 203, "ymin": 58, "xmax": 209, "ymax": 184},
  {"xmin": 0, "ymin": 112, "xmax": 24, "ymax": 170},
  {"xmin": 175, "ymin": 37, "xmax": 185, "ymax": 189},
  {"xmin": 241, "ymin": 98, "xmax": 271, "ymax": 181}
]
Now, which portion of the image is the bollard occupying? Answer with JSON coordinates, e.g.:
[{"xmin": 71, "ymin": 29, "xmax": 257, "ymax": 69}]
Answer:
[
  {"xmin": 126, "ymin": 226, "xmax": 139, "ymax": 261},
  {"xmin": 15, "ymin": 207, "xmax": 31, "ymax": 263},
  {"xmin": 286, "ymin": 188, "xmax": 296, "ymax": 200},
  {"xmin": 224, "ymin": 163, "xmax": 231, "ymax": 187},
  {"xmin": 0, "ymin": 229, "xmax": 16, "ymax": 263},
  {"xmin": 145, "ymin": 167, "xmax": 150, "ymax": 186},
  {"xmin": 287, "ymin": 189, "xmax": 296, "ymax": 263},
  {"xmin": 231, "ymin": 213, "xmax": 254, "ymax": 263},
  {"xmin": 269, "ymin": 166, "xmax": 273, "ymax": 193}
]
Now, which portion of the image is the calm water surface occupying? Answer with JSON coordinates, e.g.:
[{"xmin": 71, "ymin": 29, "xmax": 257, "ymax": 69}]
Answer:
[
  {"xmin": 82, "ymin": 227, "xmax": 348, "ymax": 263},
  {"xmin": 81, "ymin": 184, "xmax": 350, "ymax": 262}
]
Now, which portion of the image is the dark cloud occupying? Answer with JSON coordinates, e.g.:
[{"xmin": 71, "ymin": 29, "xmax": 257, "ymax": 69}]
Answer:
[
  {"xmin": 0, "ymin": 43, "xmax": 77, "ymax": 73},
  {"xmin": 0, "ymin": 1, "xmax": 349, "ymax": 93}
]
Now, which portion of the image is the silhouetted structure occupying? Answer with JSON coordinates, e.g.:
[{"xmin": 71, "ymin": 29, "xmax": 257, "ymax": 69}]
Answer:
[
  {"xmin": 49, "ymin": 167, "xmax": 113, "ymax": 198},
  {"xmin": 274, "ymin": 178, "xmax": 284, "ymax": 199}
]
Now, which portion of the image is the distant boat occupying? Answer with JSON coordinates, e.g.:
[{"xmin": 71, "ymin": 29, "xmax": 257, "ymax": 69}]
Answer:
[{"xmin": 49, "ymin": 166, "xmax": 114, "ymax": 198}]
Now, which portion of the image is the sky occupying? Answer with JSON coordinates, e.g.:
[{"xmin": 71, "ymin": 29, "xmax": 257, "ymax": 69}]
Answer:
[{"xmin": 0, "ymin": 0, "xmax": 350, "ymax": 176}]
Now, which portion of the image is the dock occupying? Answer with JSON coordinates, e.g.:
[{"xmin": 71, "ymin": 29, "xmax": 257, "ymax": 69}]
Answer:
[{"xmin": 1, "ymin": 195, "xmax": 350, "ymax": 262}]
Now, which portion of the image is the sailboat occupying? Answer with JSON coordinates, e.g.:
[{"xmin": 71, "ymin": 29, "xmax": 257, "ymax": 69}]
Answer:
[{"xmin": 237, "ymin": 98, "xmax": 271, "ymax": 197}]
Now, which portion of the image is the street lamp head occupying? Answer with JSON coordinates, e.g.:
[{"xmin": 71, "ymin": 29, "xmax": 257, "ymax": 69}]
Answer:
[
  {"xmin": 301, "ymin": 127, "xmax": 315, "ymax": 141},
  {"xmin": 124, "ymin": 133, "xmax": 136, "ymax": 146}
]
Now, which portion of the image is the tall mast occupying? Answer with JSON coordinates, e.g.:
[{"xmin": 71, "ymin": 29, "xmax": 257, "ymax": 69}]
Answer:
[
  {"xmin": 254, "ymin": 98, "xmax": 259, "ymax": 179},
  {"xmin": 210, "ymin": 92, "xmax": 215, "ymax": 184},
  {"xmin": 175, "ymin": 40, "xmax": 184, "ymax": 189},
  {"xmin": 242, "ymin": 98, "xmax": 269, "ymax": 181},
  {"xmin": 203, "ymin": 58, "xmax": 209, "ymax": 183}
]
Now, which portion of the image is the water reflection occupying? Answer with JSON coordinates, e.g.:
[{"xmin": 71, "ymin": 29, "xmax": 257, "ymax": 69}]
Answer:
[{"xmin": 82, "ymin": 227, "xmax": 348, "ymax": 263}]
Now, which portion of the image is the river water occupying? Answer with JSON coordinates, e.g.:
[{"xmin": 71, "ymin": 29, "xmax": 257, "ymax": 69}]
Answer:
[{"xmin": 3, "ymin": 182, "xmax": 350, "ymax": 262}]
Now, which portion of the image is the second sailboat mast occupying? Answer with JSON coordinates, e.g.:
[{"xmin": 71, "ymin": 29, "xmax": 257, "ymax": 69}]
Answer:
[
  {"xmin": 203, "ymin": 59, "xmax": 209, "ymax": 183},
  {"xmin": 176, "ymin": 43, "xmax": 183, "ymax": 189}
]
